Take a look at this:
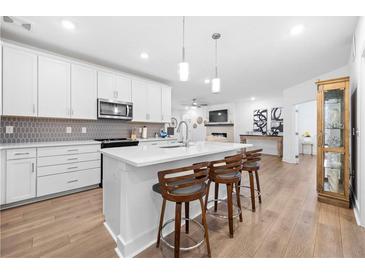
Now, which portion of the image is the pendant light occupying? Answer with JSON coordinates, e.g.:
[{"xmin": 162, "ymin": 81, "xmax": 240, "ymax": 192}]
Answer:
[
  {"xmin": 178, "ymin": 16, "xmax": 189, "ymax": 81},
  {"xmin": 211, "ymin": 33, "xmax": 221, "ymax": 93}
]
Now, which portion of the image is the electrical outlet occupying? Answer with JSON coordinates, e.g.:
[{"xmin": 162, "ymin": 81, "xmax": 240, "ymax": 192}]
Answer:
[
  {"xmin": 81, "ymin": 127, "xmax": 87, "ymax": 134},
  {"xmin": 6, "ymin": 126, "xmax": 14, "ymax": 134},
  {"xmin": 66, "ymin": 127, "xmax": 72, "ymax": 134}
]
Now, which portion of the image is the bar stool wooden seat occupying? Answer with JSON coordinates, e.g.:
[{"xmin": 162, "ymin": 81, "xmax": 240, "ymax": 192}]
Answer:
[
  {"xmin": 206, "ymin": 154, "xmax": 243, "ymax": 238},
  {"xmin": 240, "ymin": 149, "xmax": 263, "ymax": 212},
  {"xmin": 153, "ymin": 162, "xmax": 211, "ymax": 258}
]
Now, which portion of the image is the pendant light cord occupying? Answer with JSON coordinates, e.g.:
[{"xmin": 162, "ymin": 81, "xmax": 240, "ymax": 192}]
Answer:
[
  {"xmin": 182, "ymin": 16, "xmax": 185, "ymax": 62},
  {"xmin": 215, "ymin": 38, "xmax": 218, "ymax": 78}
]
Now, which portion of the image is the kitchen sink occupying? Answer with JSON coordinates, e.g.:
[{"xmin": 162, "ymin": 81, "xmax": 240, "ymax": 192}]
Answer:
[{"xmin": 159, "ymin": 144, "xmax": 186, "ymax": 148}]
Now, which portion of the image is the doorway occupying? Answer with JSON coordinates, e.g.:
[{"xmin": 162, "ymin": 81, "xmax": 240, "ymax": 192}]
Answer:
[{"xmin": 294, "ymin": 100, "xmax": 317, "ymax": 164}]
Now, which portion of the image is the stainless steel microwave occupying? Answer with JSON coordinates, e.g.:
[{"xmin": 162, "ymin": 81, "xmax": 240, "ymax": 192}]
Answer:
[{"xmin": 97, "ymin": 98, "xmax": 133, "ymax": 120}]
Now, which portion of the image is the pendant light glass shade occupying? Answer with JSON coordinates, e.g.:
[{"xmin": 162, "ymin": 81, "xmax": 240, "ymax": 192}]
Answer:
[
  {"xmin": 178, "ymin": 62, "xmax": 189, "ymax": 81},
  {"xmin": 178, "ymin": 16, "xmax": 189, "ymax": 81},
  {"xmin": 211, "ymin": 78, "xmax": 221, "ymax": 93}
]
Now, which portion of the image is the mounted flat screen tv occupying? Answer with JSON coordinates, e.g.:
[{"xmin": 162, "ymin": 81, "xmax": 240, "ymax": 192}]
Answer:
[{"xmin": 209, "ymin": 109, "xmax": 228, "ymax": 123}]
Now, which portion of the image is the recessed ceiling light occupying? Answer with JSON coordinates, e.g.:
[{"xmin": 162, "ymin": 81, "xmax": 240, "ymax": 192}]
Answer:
[
  {"xmin": 140, "ymin": 52, "xmax": 149, "ymax": 59},
  {"xmin": 204, "ymin": 79, "xmax": 210, "ymax": 84},
  {"xmin": 61, "ymin": 20, "xmax": 75, "ymax": 30},
  {"xmin": 251, "ymin": 97, "xmax": 255, "ymax": 101},
  {"xmin": 290, "ymin": 24, "xmax": 304, "ymax": 36}
]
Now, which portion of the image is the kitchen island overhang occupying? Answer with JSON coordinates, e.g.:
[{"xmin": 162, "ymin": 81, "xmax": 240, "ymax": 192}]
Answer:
[{"xmin": 101, "ymin": 142, "xmax": 252, "ymax": 258}]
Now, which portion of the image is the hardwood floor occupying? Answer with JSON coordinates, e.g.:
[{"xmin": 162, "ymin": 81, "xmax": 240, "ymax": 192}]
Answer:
[
  {"xmin": 1, "ymin": 155, "xmax": 364, "ymax": 258},
  {"xmin": 137, "ymin": 155, "xmax": 365, "ymax": 258},
  {"xmin": 0, "ymin": 188, "xmax": 117, "ymax": 258}
]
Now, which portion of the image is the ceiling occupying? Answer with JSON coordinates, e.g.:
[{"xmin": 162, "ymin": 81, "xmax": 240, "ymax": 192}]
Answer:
[{"xmin": 1, "ymin": 16, "xmax": 358, "ymax": 108}]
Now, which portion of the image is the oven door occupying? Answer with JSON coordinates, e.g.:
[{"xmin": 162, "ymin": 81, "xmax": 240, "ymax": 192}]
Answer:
[{"xmin": 98, "ymin": 99, "xmax": 133, "ymax": 120}]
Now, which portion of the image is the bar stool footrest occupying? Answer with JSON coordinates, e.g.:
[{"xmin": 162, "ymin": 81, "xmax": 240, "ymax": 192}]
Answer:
[
  {"xmin": 206, "ymin": 198, "xmax": 242, "ymax": 219},
  {"xmin": 236, "ymin": 185, "xmax": 262, "ymax": 199},
  {"xmin": 159, "ymin": 217, "xmax": 205, "ymax": 251}
]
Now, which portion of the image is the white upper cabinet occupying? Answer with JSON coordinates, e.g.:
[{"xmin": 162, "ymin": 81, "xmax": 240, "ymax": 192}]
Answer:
[
  {"xmin": 2, "ymin": 46, "xmax": 37, "ymax": 116},
  {"xmin": 132, "ymin": 80, "xmax": 148, "ymax": 121},
  {"xmin": 147, "ymin": 84, "xmax": 162, "ymax": 122},
  {"xmin": 71, "ymin": 64, "xmax": 97, "ymax": 120},
  {"xmin": 115, "ymin": 75, "xmax": 132, "ymax": 102},
  {"xmin": 38, "ymin": 56, "xmax": 71, "ymax": 118},
  {"xmin": 161, "ymin": 86, "xmax": 172, "ymax": 123},
  {"xmin": 97, "ymin": 71, "xmax": 115, "ymax": 99},
  {"xmin": 1, "ymin": 43, "xmax": 171, "ymax": 122},
  {"xmin": 97, "ymin": 71, "xmax": 132, "ymax": 102}
]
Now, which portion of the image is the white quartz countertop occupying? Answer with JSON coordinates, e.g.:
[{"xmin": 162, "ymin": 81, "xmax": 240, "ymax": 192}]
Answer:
[
  {"xmin": 137, "ymin": 137, "xmax": 177, "ymax": 142},
  {"xmin": 101, "ymin": 141, "xmax": 252, "ymax": 167},
  {"xmin": 0, "ymin": 140, "xmax": 101, "ymax": 150}
]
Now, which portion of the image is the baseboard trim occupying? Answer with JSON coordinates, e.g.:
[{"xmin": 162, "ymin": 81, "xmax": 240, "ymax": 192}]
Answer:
[
  {"xmin": 353, "ymin": 206, "xmax": 362, "ymax": 226},
  {"xmin": 103, "ymin": 221, "xmax": 117, "ymax": 242}
]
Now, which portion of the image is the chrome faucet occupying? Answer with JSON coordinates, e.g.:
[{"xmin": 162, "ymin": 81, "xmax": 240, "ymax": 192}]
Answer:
[{"xmin": 177, "ymin": 120, "xmax": 189, "ymax": 147}]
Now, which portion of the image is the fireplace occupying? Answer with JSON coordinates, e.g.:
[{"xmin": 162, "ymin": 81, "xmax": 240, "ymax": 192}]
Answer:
[
  {"xmin": 211, "ymin": 133, "xmax": 227, "ymax": 138},
  {"xmin": 206, "ymin": 126, "xmax": 234, "ymax": 143}
]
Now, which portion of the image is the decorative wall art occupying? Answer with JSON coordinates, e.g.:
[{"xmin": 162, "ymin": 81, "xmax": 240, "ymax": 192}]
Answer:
[
  {"xmin": 270, "ymin": 107, "xmax": 284, "ymax": 135},
  {"xmin": 253, "ymin": 109, "xmax": 268, "ymax": 134}
]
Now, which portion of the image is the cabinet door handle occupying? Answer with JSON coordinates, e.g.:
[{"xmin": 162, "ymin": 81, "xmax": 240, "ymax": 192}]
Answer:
[
  {"xmin": 67, "ymin": 166, "xmax": 78, "ymax": 170},
  {"xmin": 14, "ymin": 152, "xmax": 30, "ymax": 156},
  {"xmin": 31, "ymin": 163, "xmax": 35, "ymax": 173},
  {"xmin": 67, "ymin": 179, "xmax": 78, "ymax": 184},
  {"xmin": 67, "ymin": 158, "xmax": 78, "ymax": 161},
  {"xmin": 67, "ymin": 149, "xmax": 78, "ymax": 152}
]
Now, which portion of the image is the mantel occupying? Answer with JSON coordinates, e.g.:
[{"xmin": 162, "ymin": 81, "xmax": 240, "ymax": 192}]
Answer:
[{"xmin": 205, "ymin": 123, "xmax": 234, "ymax": 127}]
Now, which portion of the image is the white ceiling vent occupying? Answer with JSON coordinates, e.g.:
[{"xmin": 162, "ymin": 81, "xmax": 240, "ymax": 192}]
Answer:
[{"xmin": 2, "ymin": 16, "xmax": 32, "ymax": 31}]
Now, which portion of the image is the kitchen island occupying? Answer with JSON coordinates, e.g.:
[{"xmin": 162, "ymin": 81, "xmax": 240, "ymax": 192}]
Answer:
[{"xmin": 101, "ymin": 141, "xmax": 252, "ymax": 258}]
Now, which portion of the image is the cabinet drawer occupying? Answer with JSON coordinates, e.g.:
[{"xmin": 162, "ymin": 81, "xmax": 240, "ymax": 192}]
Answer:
[
  {"xmin": 7, "ymin": 148, "xmax": 36, "ymax": 160},
  {"xmin": 37, "ymin": 152, "xmax": 100, "ymax": 167},
  {"xmin": 37, "ymin": 168, "xmax": 100, "ymax": 197},
  {"xmin": 37, "ymin": 145, "xmax": 99, "ymax": 157},
  {"xmin": 37, "ymin": 160, "xmax": 100, "ymax": 177}
]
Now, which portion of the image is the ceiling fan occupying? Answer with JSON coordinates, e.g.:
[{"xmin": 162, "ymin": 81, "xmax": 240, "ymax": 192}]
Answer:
[{"xmin": 183, "ymin": 98, "xmax": 208, "ymax": 109}]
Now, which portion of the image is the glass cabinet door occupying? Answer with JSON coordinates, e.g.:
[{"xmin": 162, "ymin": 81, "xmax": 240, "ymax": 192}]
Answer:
[
  {"xmin": 323, "ymin": 152, "xmax": 344, "ymax": 194},
  {"xmin": 323, "ymin": 88, "xmax": 344, "ymax": 148},
  {"xmin": 322, "ymin": 88, "xmax": 345, "ymax": 195}
]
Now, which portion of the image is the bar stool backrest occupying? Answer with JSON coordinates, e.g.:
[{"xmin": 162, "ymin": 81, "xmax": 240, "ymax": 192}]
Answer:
[
  {"xmin": 244, "ymin": 149, "xmax": 263, "ymax": 164},
  {"xmin": 157, "ymin": 162, "xmax": 210, "ymax": 201},
  {"xmin": 209, "ymin": 154, "xmax": 243, "ymax": 182}
]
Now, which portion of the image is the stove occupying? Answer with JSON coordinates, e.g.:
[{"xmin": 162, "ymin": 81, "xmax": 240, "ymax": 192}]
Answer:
[{"xmin": 95, "ymin": 138, "xmax": 139, "ymax": 187}]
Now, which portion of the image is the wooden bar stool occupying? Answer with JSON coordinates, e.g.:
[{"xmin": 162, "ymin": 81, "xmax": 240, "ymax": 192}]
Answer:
[
  {"xmin": 240, "ymin": 149, "xmax": 263, "ymax": 212},
  {"xmin": 153, "ymin": 162, "xmax": 211, "ymax": 258},
  {"xmin": 205, "ymin": 154, "xmax": 243, "ymax": 238}
]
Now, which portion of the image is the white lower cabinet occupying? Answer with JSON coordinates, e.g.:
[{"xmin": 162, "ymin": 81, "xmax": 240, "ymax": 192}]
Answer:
[
  {"xmin": 37, "ymin": 168, "xmax": 100, "ymax": 197},
  {"xmin": 5, "ymin": 149, "xmax": 36, "ymax": 203},
  {"xmin": 36, "ymin": 144, "xmax": 101, "ymax": 197},
  {"xmin": 1, "ymin": 144, "xmax": 101, "ymax": 206}
]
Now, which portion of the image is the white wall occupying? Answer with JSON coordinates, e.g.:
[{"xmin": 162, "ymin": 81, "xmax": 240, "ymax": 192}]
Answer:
[
  {"xmin": 282, "ymin": 65, "xmax": 350, "ymax": 163},
  {"xmin": 349, "ymin": 17, "xmax": 365, "ymax": 227},
  {"xmin": 174, "ymin": 103, "xmax": 236, "ymax": 143},
  {"xmin": 234, "ymin": 97, "xmax": 284, "ymax": 155},
  {"xmin": 181, "ymin": 107, "xmax": 207, "ymax": 142},
  {"xmin": 297, "ymin": 100, "xmax": 317, "ymax": 155}
]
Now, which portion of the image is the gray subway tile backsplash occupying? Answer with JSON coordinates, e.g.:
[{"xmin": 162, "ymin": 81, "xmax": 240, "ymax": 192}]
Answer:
[{"xmin": 0, "ymin": 116, "xmax": 164, "ymax": 143}]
